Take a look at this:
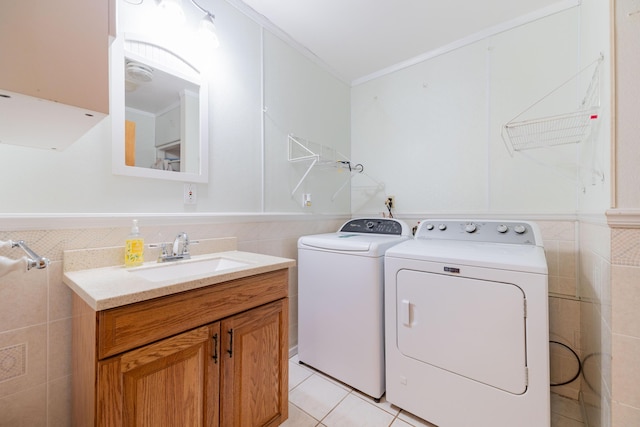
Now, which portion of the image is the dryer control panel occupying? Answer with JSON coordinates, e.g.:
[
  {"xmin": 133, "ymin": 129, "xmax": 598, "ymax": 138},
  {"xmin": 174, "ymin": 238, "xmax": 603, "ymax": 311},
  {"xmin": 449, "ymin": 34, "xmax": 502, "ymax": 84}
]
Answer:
[
  {"xmin": 415, "ymin": 220, "xmax": 541, "ymax": 245},
  {"xmin": 340, "ymin": 218, "xmax": 409, "ymax": 236}
]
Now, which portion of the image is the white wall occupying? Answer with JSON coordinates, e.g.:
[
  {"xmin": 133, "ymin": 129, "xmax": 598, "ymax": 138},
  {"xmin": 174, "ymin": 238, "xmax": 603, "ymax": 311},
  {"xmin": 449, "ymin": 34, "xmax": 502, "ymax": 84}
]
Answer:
[
  {"xmin": 263, "ymin": 31, "xmax": 351, "ymax": 213},
  {"xmin": 0, "ymin": 0, "xmax": 351, "ymax": 215},
  {"xmin": 351, "ymin": 8, "xmax": 585, "ymax": 216},
  {"xmin": 576, "ymin": 0, "xmax": 612, "ymax": 213}
]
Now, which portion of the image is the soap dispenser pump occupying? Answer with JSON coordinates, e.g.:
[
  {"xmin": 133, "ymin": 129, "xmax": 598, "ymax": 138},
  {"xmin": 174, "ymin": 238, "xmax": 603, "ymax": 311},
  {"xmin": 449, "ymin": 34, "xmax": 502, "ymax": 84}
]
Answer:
[{"xmin": 125, "ymin": 219, "xmax": 144, "ymax": 267}]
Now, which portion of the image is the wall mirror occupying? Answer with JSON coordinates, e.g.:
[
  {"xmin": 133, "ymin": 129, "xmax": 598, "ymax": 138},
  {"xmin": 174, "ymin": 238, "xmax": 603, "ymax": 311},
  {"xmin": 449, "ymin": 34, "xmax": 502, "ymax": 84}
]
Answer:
[{"xmin": 111, "ymin": 33, "xmax": 209, "ymax": 183}]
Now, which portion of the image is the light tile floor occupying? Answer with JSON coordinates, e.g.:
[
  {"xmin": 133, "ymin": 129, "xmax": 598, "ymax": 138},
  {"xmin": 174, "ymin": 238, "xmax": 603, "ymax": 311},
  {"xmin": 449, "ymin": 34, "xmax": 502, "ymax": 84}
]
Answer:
[{"xmin": 284, "ymin": 355, "xmax": 585, "ymax": 427}]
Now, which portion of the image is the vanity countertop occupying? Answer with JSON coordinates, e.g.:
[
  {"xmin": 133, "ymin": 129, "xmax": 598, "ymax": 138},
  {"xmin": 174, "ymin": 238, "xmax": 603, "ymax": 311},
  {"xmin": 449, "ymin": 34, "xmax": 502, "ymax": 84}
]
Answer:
[{"xmin": 63, "ymin": 250, "xmax": 295, "ymax": 311}]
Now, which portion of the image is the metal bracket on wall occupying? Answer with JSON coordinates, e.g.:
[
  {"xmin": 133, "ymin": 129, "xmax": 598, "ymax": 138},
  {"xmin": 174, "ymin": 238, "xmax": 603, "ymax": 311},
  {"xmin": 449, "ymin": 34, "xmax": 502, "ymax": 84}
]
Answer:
[{"xmin": 287, "ymin": 134, "xmax": 362, "ymax": 197}]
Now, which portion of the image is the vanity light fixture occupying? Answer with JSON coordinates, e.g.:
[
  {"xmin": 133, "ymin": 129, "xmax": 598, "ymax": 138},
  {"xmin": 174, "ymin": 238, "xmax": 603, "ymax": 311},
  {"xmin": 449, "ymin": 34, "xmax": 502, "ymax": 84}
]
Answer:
[
  {"xmin": 198, "ymin": 13, "xmax": 220, "ymax": 48},
  {"xmin": 156, "ymin": 0, "xmax": 220, "ymax": 47}
]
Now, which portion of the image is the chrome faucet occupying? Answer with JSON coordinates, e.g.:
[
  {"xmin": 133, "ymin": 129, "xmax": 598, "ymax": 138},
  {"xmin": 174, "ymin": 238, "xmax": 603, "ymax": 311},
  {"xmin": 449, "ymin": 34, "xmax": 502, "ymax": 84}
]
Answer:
[{"xmin": 157, "ymin": 232, "xmax": 191, "ymax": 262}]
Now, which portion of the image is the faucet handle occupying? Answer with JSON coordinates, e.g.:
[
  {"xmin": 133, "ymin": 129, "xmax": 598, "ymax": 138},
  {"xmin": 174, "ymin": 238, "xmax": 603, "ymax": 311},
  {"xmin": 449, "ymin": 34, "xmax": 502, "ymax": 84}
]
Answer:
[
  {"xmin": 172, "ymin": 232, "xmax": 190, "ymax": 256},
  {"xmin": 150, "ymin": 242, "xmax": 169, "ymax": 262},
  {"xmin": 181, "ymin": 234, "xmax": 190, "ymax": 255}
]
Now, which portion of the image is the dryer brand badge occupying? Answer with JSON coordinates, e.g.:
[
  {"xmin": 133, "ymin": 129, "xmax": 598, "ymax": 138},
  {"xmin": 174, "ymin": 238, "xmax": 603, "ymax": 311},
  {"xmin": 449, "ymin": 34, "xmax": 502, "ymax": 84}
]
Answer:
[{"xmin": 444, "ymin": 266, "xmax": 460, "ymax": 274}]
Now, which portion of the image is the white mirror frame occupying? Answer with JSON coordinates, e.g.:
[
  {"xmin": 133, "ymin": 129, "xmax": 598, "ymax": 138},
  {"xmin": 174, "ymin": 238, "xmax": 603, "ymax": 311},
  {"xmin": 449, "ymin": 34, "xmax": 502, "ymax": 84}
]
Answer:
[{"xmin": 111, "ymin": 33, "xmax": 209, "ymax": 183}]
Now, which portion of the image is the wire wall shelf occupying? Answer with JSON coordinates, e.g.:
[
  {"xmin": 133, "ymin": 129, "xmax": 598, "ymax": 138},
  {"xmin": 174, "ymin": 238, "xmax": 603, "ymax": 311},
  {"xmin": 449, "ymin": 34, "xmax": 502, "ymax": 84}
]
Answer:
[
  {"xmin": 503, "ymin": 108, "xmax": 600, "ymax": 152},
  {"xmin": 502, "ymin": 55, "xmax": 603, "ymax": 156},
  {"xmin": 288, "ymin": 134, "xmax": 361, "ymax": 197}
]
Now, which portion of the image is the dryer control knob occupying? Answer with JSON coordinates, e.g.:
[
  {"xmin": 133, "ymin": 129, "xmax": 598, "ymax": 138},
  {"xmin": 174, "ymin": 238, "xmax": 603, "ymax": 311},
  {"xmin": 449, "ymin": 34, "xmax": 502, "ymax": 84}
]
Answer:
[
  {"xmin": 464, "ymin": 223, "xmax": 477, "ymax": 233},
  {"xmin": 514, "ymin": 225, "xmax": 526, "ymax": 234},
  {"xmin": 497, "ymin": 224, "xmax": 508, "ymax": 233},
  {"xmin": 425, "ymin": 223, "xmax": 434, "ymax": 230},
  {"xmin": 438, "ymin": 224, "xmax": 447, "ymax": 231}
]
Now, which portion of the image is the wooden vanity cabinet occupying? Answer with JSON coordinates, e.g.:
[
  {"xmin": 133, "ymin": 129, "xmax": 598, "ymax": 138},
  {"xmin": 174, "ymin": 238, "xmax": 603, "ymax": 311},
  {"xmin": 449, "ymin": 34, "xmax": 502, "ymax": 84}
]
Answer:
[
  {"xmin": 98, "ymin": 323, "xmax": 221, "ymax": 427},
  {"xmin": 72, "ymin": 269, "xmax": 289, "ymax": 427},
  {"xmin": 220, "ymin": 300, "xmax": 287, "ymax": 426}
]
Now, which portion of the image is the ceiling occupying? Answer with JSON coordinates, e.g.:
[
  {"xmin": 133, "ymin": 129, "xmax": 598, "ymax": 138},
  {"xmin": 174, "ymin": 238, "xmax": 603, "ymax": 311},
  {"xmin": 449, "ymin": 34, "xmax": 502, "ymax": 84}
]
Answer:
[{"xmin": 233, "ymin": 0, "xmax": 573, "ymax": 84}]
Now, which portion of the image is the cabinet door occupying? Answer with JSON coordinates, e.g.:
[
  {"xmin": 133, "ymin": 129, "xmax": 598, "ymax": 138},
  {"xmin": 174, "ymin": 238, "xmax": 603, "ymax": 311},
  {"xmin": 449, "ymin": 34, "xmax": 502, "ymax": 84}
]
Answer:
[
  {"xmin": 98, "ymin": 323, "xmax": 220, "ymax": 427},
  {"xmin": 220, "ymin": 300, "xmax": 288, "ymax": 427}
]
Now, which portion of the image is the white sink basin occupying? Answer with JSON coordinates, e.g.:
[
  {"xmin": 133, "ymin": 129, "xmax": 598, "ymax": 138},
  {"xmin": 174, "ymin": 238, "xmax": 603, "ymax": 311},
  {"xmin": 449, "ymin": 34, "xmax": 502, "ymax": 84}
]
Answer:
[{"xmin": 129, "ymin": 257, "xmax": 249, "ymax": 282}]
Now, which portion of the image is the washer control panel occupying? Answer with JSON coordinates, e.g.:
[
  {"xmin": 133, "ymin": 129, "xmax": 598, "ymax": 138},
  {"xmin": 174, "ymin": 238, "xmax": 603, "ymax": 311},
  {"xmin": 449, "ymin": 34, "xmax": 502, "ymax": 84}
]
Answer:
[
  {"xmin": 340, "ymin": 218, "xmax": 409, "ymax": 235},
  {"xmin": 415, "ymin": 220, "xmax": 539, "ymax": 245}
]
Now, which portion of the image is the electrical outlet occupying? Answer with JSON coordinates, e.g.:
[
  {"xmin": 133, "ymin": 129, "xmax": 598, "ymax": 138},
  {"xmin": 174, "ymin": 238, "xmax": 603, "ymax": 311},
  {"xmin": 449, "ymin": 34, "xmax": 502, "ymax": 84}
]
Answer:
[
  {"xmin": 386, "ymin": 196, "xmax": 395, "ymax": 209},
  {"xmin": 184, "ymin": 184, "xmax": 197, "ymax": 204},
  {"xmin": 303, "ymin": 193, "xmax": 312, "ymax": 207}
]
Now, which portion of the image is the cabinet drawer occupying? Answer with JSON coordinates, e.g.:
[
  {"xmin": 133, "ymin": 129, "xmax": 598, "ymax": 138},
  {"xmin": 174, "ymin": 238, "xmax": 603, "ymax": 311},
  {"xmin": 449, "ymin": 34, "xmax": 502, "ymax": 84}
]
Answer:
[{"xmin": 97, "ymin": 269, "xmax": 288, "ymax": 359}]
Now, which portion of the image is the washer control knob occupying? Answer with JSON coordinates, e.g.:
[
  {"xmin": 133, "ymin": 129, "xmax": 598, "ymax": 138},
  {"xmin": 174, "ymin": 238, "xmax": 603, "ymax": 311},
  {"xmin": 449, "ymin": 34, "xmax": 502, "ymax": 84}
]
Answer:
[
  {"xmin": 366, "ymin": 221, "xmax": 375, "ymax": 229},
  {"xmin": 514, "ymin": 224, "xmax": 526, "ymax": 234},
  {"xmin": 497, "ymin": 224, "xmax": 508, "ymax": 233},
  {"xmin": 464, "ymin": 223, "xmax": 477, "ymax": 233},
  {"xmin": 438, "ymin": 224, "xmax": 447, "ymax": 231},
  {"xmin": 425, "ymin": 223, "xmax": 434, "ymax": 230}
]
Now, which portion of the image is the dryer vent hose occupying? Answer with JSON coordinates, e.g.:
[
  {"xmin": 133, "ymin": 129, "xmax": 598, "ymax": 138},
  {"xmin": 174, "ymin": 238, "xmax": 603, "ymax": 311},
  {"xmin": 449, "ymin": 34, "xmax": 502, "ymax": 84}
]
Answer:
[{"xmin": 549, "ymin": 340, "xmax": 582, "ymax": 386}]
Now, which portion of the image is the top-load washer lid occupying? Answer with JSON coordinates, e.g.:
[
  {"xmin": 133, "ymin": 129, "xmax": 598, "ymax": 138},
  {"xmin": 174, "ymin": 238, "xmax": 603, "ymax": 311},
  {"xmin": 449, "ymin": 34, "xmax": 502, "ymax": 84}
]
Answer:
[{"xmin": 298, "ymin": 218, "xmax": 411, "ymax": 257}]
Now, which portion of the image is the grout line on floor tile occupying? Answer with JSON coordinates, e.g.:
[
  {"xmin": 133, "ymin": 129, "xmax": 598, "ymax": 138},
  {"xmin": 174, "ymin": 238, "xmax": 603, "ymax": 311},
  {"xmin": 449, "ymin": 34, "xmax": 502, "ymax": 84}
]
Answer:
[
  {"xmin": 316, "ymin": 389, "xmax": 352, "ymax": 425},
  {"xmin": 289, "ymin": 400, "xmax": 322, "ymax": 426},
  {"xmin": 290, "ymin": 355, "xmax": 584, "ymax": 427}
]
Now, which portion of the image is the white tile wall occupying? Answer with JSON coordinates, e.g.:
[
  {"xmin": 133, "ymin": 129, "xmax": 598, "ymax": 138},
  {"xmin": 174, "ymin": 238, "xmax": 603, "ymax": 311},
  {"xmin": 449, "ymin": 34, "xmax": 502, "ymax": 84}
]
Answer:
[
  {"xmin": 579, "ymin": 219, "xmax": 612, "ymax": 427},
  {"xmin": 539, "ymin": 220, "xmax": 583, "ymax": 400}
]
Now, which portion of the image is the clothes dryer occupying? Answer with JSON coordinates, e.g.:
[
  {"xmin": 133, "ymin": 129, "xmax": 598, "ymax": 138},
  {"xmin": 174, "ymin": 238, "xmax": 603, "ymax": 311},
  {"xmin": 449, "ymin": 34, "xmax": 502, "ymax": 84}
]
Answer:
[
  {"xmin": 298, "ymin": 218, "xmax": 411, "ymax": 400},
  {"xmin": 384, "ymin": 219, "xmax": 549, "ymax": 426}
]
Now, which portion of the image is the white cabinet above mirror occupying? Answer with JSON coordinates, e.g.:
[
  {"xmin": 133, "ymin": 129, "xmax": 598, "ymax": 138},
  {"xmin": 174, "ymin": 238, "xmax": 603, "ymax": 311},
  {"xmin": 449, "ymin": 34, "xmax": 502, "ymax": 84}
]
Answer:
[
  {"xmin": 0, "ymin": 0, "xmax": 112, "ymax": 150},
  {"xmin": 111, "ymin": 33, "xmax": 209, "ymax": 183}
]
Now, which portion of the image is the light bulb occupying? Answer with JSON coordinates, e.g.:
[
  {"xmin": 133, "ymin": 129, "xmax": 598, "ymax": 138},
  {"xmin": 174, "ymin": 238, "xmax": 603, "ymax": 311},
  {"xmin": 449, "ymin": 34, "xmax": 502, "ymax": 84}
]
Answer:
[{"xmin": 199, "ymin": 15, "xmax": 220, "ymax": 48}]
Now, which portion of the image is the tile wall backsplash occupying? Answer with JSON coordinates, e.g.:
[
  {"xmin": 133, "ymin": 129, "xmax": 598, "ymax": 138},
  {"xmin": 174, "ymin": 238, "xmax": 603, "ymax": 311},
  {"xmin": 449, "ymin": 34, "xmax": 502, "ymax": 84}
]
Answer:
[
  {"xmin": 580, "ymin": 220, "xmax": 612, "ymax": 427},
  {"xmin": 538, "ymin": 220, "xmax": 582, "ymax": 401},
  {"xmin": 0, "ymin": 216, "xmax": 600, "ymax": 426},
  {"xmin": 610, "ymin": 227, "xmax": 640, "ymax": 426},
  {"xmin": 0, "ymin": 216, "xmax": 346, "ymax": 427}
]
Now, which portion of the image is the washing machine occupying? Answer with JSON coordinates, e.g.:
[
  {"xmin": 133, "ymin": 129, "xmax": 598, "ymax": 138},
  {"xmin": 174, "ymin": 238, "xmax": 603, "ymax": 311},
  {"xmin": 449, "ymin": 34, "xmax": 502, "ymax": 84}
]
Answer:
[
  {"xmin": 384, "ymin": 219, "xmax": 549, "ymax": 426},
  {"xmin": 297, "ymin": 218, "xmax": 411, "ymax": 400}
]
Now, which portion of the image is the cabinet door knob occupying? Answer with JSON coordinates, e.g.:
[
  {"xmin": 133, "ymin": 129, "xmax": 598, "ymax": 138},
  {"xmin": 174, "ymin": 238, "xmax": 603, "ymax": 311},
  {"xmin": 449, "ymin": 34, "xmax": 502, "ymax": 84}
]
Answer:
[{"xmin": 227, "ymin": 329, "xmax": 234, "ymax": 357}]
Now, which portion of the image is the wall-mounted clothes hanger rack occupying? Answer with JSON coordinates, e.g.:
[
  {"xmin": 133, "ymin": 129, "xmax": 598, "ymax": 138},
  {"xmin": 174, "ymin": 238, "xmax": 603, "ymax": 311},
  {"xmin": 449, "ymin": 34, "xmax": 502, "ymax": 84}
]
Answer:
[{"xmin": 287, "ymin": 134, "xmax": 364, "ymax": 197}]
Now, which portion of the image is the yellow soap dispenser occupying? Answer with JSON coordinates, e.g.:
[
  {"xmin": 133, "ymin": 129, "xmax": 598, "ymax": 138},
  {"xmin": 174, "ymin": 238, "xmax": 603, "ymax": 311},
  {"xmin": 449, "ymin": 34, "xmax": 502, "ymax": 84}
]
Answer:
[{"xmin": 124, "ymin": 219, "xmax": 144, "ymax": 267}]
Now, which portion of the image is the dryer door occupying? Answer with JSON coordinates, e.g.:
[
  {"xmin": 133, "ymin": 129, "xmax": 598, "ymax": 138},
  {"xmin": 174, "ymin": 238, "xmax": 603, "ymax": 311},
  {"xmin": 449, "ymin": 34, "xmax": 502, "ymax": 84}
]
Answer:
[{"xmin": 396, "ymin": 269, "xmax": 527, "ymax": 394}]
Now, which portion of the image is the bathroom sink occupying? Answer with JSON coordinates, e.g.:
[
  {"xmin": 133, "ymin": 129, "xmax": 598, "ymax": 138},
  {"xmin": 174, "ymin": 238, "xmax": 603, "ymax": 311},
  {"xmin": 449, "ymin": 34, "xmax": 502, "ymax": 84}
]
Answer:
[{"xmin": 129, "ymin": 257, "xmax": 249, "ymax": 282}]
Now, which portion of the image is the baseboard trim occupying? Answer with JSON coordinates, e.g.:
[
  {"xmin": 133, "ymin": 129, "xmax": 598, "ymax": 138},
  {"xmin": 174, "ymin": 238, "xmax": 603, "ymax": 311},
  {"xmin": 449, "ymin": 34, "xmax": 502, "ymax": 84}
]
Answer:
[{"xmin": 288, "ymin": 345, "xmax": 298, "ymax": 359}]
